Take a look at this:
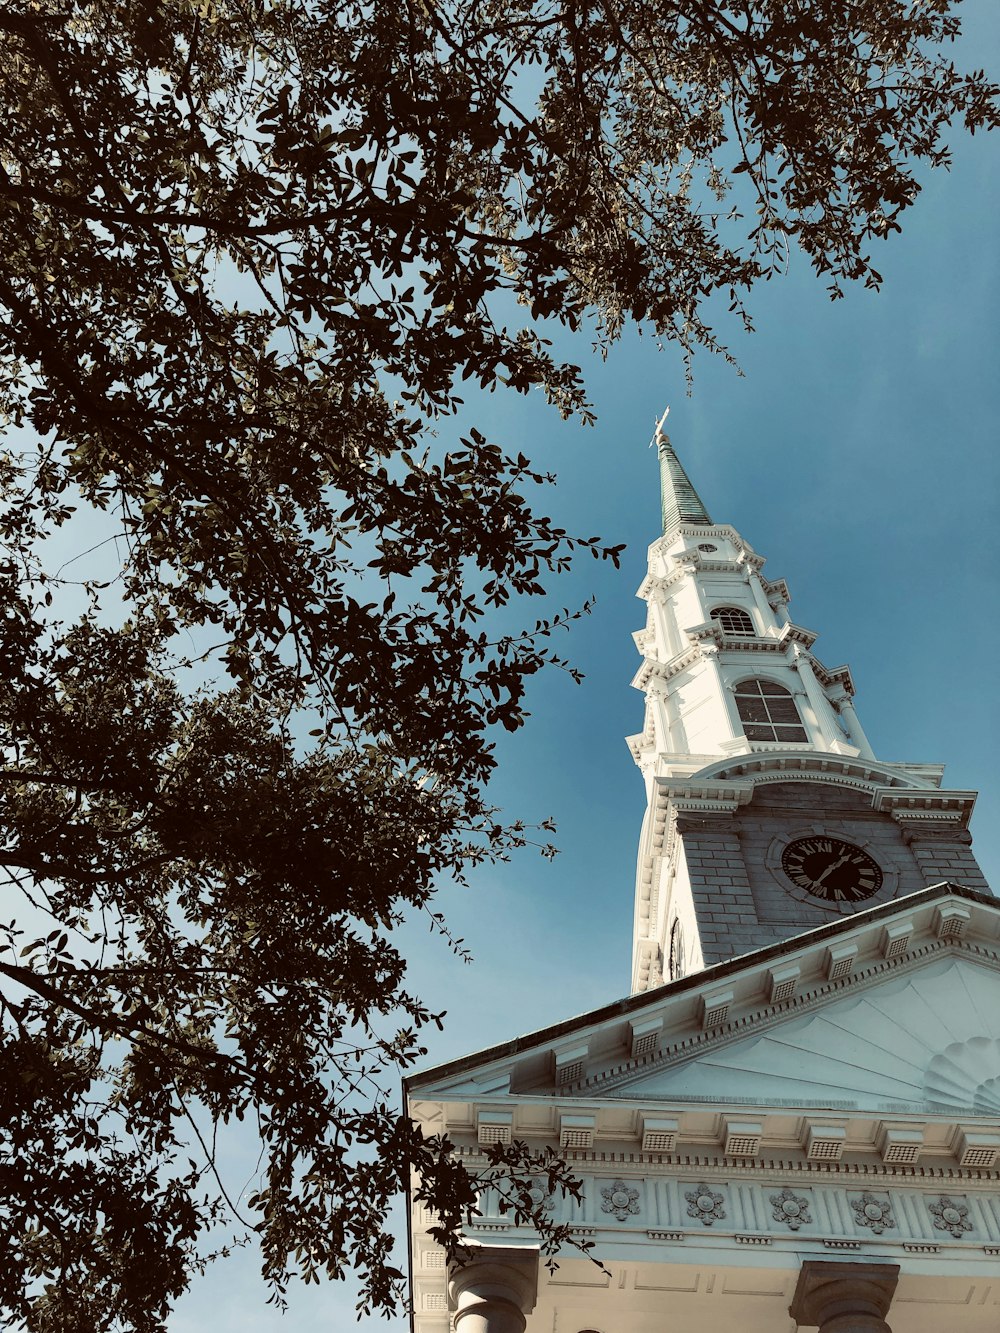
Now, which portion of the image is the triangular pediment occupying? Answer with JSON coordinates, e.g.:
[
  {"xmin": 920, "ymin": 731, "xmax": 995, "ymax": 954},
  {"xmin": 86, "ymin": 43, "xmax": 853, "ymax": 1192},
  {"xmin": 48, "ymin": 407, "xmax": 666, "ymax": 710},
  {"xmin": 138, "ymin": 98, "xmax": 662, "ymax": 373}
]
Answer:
[
  {"xmin": 407, "ymin": 887, "xmax": 1000, "ymax": 1120},
  {"xmin": 600, "ymin": 953, "xmax": 1000, "ymax": 1115}
]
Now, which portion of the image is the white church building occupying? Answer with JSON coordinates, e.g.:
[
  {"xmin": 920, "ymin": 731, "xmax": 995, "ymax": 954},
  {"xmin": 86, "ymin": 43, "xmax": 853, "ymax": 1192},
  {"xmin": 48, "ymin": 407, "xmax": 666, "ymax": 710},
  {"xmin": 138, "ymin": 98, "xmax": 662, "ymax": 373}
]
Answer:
[{"xmin": 405, "ymin": 425, "xmax": 1000, "ymax": 1333}]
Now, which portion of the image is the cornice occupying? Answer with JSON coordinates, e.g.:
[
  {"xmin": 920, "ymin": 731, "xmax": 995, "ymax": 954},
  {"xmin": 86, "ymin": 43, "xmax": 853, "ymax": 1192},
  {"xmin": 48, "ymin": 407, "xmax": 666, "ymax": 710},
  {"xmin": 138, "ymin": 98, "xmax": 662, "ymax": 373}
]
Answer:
[
  {"xmin": 452, "ymin": 1142, "xmax": 999, "ymax": 1188},
  {"xmin": 579, "ymin": 937, "xmax": 1000, "ymax": 1100},
  {"xmin": 404, "ymin": 885, "xmax": 1000, "ymax": 1099},
  {"xmin": 874, "ymin": 787, "xmax": 977, "ymax": 828},
  {"xmin": 811, "ymin": 656, "xmax": 856, "ymax": 695},
  {"xmin": 651, "ymin": 523, "xmax": 752, "ymax": 551},
  {"xmin": 779, "ymin": 621, "xmax": 818, "ymax": 649},
  {"xmin": 762, "ymin": 576, "xmax": 791, "ymax": 607},
  {"xmin": 689, "ymin": 752, "xmax": 941, "ymax": 793},
  {"xmin": 631, "ymin": 643, "xmax": 700, "ymax": 691},
  {"xmin": 685, "ymin": 622, "xmax": 787, "ymax": 654}
]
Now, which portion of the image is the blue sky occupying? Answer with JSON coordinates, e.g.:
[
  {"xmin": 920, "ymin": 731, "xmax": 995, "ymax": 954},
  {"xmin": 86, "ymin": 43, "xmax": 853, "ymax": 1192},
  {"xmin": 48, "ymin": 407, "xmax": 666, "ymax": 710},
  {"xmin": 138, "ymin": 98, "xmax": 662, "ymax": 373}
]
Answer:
[{"xmin": 169, "ymin": 9, "xmax": 1000, "ymax": 1329}]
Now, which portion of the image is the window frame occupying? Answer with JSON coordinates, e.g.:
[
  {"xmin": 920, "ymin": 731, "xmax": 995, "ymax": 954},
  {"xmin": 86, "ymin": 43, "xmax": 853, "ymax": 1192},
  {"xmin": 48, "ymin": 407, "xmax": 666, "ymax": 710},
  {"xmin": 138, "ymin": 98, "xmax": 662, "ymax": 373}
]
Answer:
[
  {"xmin": 710, "ymin": 605, "xmax": 756, "ymax": 637},
  {"xmin": 733, "ymin": 676, "xmax": 809, "ymax": 744}
]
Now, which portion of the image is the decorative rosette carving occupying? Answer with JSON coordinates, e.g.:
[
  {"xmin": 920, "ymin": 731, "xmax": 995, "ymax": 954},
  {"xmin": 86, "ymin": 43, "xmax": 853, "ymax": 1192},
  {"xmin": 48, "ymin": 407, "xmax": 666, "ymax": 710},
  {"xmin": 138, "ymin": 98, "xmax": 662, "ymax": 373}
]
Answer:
[
  {"xmin": 525, "ymin": 1176, "xmax": 555, "ymax": 1214},
  {"xmin": 928, "ymin": 1195, "xmax": 973, "ymax": 1239},
  {"xmin": 600, "ymin": 1179, "xmax": 640, "ymax": 1221},
  {"xmin": 769, "ymin": 1187, "xmax": 812, "ymax": 1231},
  {"xmin": 685, "ymin": 1184, "xmax": 725, "ymax": 1226},
  {"xmin": 850, "ymin": 1192, "xmax": 895, "ymax": 1234}
]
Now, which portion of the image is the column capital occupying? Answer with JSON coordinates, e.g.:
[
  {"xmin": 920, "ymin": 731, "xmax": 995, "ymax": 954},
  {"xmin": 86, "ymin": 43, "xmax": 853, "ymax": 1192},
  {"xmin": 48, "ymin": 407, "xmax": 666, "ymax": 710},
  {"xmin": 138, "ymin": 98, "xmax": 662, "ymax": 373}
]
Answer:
[
  {"xmin": 448, "ymin": 1247, "xmax": 539, "ymax": 1333},
  {"xmin": 789, "ymin": 1260, "xmax": 899, "ymax": 1332}
]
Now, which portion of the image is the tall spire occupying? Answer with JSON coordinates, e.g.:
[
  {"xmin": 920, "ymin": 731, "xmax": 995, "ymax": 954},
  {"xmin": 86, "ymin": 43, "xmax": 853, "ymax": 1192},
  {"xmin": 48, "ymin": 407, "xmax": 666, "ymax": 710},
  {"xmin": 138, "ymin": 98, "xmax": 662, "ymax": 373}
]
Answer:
[{"xmin": 654, "ymin": 408, "xmax": 712, "ymax": 534}]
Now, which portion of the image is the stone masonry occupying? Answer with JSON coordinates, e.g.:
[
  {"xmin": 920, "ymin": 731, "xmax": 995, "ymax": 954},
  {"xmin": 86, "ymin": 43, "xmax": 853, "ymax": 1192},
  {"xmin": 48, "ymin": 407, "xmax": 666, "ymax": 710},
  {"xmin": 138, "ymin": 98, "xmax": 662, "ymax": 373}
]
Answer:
[{"xmin": 677, "ymin": 780, "xmax": 988, "ymax": 965}]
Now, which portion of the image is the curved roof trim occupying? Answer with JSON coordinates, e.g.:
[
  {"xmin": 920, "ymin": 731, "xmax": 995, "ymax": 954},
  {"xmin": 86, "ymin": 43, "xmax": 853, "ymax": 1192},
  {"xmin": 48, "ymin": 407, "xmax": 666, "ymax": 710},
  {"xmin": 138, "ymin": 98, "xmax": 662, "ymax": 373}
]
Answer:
[{"xmin": 689, "ymin": 751, "xmax": 938, "ymax": 792}]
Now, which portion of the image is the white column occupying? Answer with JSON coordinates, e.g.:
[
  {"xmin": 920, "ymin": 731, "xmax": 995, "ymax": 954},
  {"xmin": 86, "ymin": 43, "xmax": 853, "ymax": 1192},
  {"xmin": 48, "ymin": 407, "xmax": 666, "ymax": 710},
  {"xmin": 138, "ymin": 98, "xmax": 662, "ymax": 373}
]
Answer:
[
  {"xmin": 702, "ymin": 644, "xmax": 742, "ymax": 745},
  {"xmin": 794, "ymin": 654, "xmax": 840, "ymax": 751},
  {"xmin": 649, "ymin": 591, "xmax": 676, "ymax": 661},
  {"xmin": 789, "ymin": 1260, "xmax": 899, "ymax": 1333},
  {"xmin": 679, "ymin": 558, "xmax": 708, "ymax": 622},
  {"xmin": 648, "ymin": 683, "xmax": 672, "ymax": 754},
  {"xmin": 831, "ymin": 690, "xmax": 876, "ymax": 760},
  {"xmin": 747, "ymin": 571, "xmax": 776, "ymax": 630},
  {"xmin": 449, "ymin": 1251, "xmax": 538, "ymax": 1333},
  {"xmin": 768, "ymin": 590, "xmax": 791, "ymax": 626}
]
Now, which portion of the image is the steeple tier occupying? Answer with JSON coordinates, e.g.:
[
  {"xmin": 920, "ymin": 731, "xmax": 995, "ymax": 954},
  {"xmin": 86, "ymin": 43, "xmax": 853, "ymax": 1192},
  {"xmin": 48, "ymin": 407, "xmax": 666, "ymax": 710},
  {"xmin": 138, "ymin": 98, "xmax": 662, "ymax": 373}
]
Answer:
[
  {"xmin": 626, "ymin": 435, "xmax": 985, "ymax": 994},
  {"xmin": 627, "ymin": 517, "xmax": 871, "ymax": 776}
]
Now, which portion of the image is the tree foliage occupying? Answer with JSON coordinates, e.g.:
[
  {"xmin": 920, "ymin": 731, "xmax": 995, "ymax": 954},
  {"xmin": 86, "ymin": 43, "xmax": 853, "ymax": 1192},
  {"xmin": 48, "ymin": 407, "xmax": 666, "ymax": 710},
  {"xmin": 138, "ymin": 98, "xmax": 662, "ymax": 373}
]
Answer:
[{"xmin": 0, "ymin": 0, "xmax": 994, "ymax": 1326}]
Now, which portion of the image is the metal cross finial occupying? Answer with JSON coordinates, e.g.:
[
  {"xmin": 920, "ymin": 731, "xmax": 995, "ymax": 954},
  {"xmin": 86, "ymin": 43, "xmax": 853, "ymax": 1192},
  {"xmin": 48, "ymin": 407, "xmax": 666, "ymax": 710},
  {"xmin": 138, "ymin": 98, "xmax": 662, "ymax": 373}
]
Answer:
[{"xmin": 653, "ymin": 405, "xmax": 670, "ymax": 445}]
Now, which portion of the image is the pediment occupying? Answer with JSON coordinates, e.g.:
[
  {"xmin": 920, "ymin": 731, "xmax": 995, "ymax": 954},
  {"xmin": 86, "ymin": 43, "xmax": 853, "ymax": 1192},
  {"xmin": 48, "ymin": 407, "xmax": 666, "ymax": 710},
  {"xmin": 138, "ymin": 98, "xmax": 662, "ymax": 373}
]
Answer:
[
  {"xmin": 408, "ymin": 887, "xmax": 1000, "ymax": 1121},
  {"xmin": 601, "ymin": 954, "xmax": 1000, "ymax": 1115},
  {"xmin": 412, "ymin": 950, "xmax": 1000, "ymax": 1120}
]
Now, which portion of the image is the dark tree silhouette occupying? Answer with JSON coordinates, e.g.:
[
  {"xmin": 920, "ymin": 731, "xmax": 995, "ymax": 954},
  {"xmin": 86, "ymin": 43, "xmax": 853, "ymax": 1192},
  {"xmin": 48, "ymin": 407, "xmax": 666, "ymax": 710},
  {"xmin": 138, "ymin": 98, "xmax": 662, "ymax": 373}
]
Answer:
[{"xmin": 0, "ymin": 1, "xmax": 994, "ymax": 1326}]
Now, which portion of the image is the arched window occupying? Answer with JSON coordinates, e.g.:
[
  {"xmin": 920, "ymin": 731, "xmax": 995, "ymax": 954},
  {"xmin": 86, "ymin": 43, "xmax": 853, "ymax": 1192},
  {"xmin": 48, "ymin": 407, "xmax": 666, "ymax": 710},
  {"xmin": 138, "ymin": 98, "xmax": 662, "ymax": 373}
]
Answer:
[
  {"xmin": 734, "ymin": 678, "xmax": 808, "ymax": 743},
  {"xmin": 711, "ymin": 605, "xmax": 755, "ymax": 636},
  {"xmin": 668, "ymin": 917, "xmax": 686, "ymax": 981}
]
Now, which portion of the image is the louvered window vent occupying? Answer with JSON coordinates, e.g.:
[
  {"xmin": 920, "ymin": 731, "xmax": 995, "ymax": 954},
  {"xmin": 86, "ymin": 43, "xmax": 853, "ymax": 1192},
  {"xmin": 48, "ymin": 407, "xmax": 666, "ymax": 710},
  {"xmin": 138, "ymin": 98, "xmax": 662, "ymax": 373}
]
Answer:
[
  {"xmin": 702, "ymin": 989, "xmax": 733, "ymax": 1029},
  {"xmin": 631, "ymin": 1028, "xmax": 661, "ymax": 1059},
  {"xmin": 423, "ymin": 1292, "xmax": 447, "ymax": 1312},
  {"xmin": 936, "ymin": 906, "xmax": 971, "ymax": 939},
  {"xmin": 478, "ymin": 1123, "xmax": 511, "ymax": 1146},
  {"xmin": 960, "ymin": 1145, "xmax": 999, "ymax": 1168},
  {"xmin": 643, "ymin": 1129, "xmax": 677, "ymax": 1152},
  {"xmin": 768, "ymin": 964, "xmax": 800, "ymax": 1004},
  {"xmin": 954, "ymin": 1130, "xmax": 1000, "ymax": 1169},
  {"xmin": 711, "ymin": 606, "xmax": 755, "ymax": 636},
  {"xmin": 805, "ymin": 1126, "xmax": 846, "ymax": 1161},
  {"xmin": 560, "ymin": 1115, "xmax": 595, "ymax": 1150},
  {"xmin": 826, "ymin": 944, "xmax": 857, "ymax": 980},
  {"xmin": 881, "ymin": 922, "xmax": 913, "ymax": 959},
  {"xmin": 554, "ymin": 1044, "xmax": 589, "ymax": 1086},
  {"xmin": 641, "ymin": 1116, "xmax": 678, "ymax": 1153},
  {"xmin": 423, "ymin": 1249, "xmax": 446, "ymax": 1270},
  {"xmin": 725, "ymin": 1122, "xmax": 762, "ymax": 1157},
  {"xmin": 734, "ymin": 678, "xmax": 808, "ymax": 743},
  {"xmin": 883, "ymin": 1141, "xmax": 920, "ymax": 1164},
  {"xmin": 476, "ymin": 1111, "xmax": 512, "ymax": 1147}
]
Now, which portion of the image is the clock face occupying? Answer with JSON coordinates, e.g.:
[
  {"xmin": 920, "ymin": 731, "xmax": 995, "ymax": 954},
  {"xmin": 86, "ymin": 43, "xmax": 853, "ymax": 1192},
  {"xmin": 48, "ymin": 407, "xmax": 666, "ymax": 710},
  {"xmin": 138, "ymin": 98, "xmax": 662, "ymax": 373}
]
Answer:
[{"xmin": 781, "ymin": 836, "xmax": 882, "ymax": 903}]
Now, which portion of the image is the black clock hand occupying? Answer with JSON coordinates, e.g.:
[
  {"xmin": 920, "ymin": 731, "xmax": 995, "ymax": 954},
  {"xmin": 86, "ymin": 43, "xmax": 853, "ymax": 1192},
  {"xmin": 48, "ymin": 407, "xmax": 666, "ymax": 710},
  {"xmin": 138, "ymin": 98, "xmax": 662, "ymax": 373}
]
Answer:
[{"xmin": 812, "ymin": 852, "xmax": 852, "ymax": 886}]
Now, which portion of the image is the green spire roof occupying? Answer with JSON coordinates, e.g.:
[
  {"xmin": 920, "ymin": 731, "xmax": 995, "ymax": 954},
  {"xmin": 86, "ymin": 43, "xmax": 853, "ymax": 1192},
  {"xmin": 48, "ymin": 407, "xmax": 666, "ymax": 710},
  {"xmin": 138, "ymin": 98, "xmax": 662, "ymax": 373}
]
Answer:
[{"xmin": 656, "ymin": 422, "xmax": 712, "ymax": 534}]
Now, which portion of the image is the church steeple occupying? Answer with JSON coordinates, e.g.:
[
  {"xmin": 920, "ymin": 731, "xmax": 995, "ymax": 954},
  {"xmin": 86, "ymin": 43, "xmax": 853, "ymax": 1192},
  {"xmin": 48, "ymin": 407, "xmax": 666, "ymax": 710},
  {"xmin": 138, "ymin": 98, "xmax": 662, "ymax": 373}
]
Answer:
[
  {"xmin": 655, "ymin": 408, "xmax": 712, "ymax": 533},
  {"xmin": 626, "ymin": 424, "xmax": 984, "ymax": 994}
]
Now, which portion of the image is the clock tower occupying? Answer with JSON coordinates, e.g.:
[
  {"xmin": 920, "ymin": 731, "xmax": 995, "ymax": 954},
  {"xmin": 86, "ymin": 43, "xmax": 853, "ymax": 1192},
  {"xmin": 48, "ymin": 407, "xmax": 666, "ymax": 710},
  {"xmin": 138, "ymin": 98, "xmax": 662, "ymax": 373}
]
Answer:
[
  {"xmin": 628, "ymin": 416, "xmax": 986, "ymax": 992},
  {"xmin": 406, "ymin": 414, "xmax": 1000, "ymax": 1333}
]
